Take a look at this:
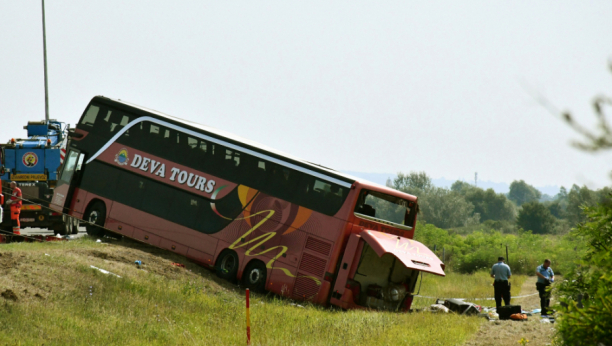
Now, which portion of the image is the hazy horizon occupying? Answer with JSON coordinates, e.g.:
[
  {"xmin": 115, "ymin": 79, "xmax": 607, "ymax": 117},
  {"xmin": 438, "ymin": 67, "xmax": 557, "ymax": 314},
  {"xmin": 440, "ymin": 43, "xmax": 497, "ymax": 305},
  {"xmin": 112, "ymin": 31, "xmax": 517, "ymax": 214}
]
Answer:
[{"xmin": 1, "ymin": 1, "xmax": 611, "ymax": 190}]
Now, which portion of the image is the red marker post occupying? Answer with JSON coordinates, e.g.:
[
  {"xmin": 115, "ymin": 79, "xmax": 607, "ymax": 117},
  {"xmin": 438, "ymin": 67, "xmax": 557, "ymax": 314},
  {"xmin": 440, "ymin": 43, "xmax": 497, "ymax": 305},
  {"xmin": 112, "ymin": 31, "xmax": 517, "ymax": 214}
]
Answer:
[{"xmin": 246, "ymin": 288, "xmax": 251, "ymax": 346}]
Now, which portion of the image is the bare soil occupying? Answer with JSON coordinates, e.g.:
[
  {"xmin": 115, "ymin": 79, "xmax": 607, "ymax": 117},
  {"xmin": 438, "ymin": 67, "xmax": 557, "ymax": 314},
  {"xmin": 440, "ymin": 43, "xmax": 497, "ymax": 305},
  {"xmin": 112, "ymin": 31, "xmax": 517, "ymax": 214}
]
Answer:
[{"xmin": 462, "ymin": 276, "xmax": 556, "ymax": 346}]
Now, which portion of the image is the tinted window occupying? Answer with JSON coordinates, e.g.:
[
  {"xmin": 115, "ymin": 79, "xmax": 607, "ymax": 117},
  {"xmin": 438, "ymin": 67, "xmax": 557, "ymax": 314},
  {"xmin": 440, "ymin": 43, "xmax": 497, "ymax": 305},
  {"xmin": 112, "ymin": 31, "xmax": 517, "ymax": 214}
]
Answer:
[
  {"xmin": 80, "ymin": 161, "xmax": 243, "ymax": 234},
  {"xmin": 80, "ymin": 105, "xmax": 100, "ymax": 127},
  {"xmin": 116, "ymin": 120, "xmax": 350, "ymax": 216}
]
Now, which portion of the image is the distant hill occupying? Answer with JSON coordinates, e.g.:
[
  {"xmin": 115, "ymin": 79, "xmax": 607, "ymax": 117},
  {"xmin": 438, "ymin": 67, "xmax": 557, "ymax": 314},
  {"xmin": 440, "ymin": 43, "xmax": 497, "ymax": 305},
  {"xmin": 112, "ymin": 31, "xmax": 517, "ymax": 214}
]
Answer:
[{"xmin": 341, "ymin": 171, "xmax": 561, "ymax": 196}]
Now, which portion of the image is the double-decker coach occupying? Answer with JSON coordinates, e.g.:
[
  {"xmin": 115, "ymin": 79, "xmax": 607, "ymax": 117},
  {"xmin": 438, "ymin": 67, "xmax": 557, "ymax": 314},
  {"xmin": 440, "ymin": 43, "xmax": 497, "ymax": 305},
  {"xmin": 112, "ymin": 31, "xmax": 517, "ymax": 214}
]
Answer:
[{"xmin": 51, "ymin": 96, "xmax": 445, "ymax": 311}]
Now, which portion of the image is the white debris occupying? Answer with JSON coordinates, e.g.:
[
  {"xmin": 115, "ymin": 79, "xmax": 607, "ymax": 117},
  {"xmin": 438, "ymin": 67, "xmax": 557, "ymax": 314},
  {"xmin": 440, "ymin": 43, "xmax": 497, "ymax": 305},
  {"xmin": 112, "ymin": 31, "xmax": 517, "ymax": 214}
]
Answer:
[
  {"xmin": 429, "ymin": 304, "xmax": 450, "ymax": 313},
  {"xmin": 90, "ymin": 265, "xmax": 121, "ymax": 278}
]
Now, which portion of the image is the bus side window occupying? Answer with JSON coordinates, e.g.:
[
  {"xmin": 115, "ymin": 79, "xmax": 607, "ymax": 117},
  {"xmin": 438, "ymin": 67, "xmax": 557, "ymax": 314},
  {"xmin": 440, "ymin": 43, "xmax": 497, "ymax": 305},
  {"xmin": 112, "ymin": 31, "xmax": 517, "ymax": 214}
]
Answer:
[
  {"xmin": 119, "ymin": 115, "xmax": 131, "ymax": 134},
  {"xmin": 170, "ymin": 188, "xmax": 201, "ymax": 230},
  {"xmin": 107, "ymin": 111, "xmax": 123, "ymax": 133},
  {"xmin": 146, "ymin": 123, "xmax": 164, "ymax": 157},
  {"xmin": 80, "ymin": 105, "xmax": 100, "ymax": 127},
  {"xmin": 114, "ymin": 172, "xmax": 145, "ymax": 210},
  {"xmin": 79, "ymin": 161, "xmax": 121, "ymax": 201},
  {"xmin": 126, "ymin": 121, "xmax": 144, "ymax": 145},
  {"xmin": 262, "ymin": 163, "xmax": 300, "ymax": 202},
  {"xmin": 140, "ymin": 178, "xmax": 174, "ymax": 221},
  {"xmin": 187, "ymin": 136, "xmax": 198, "ymax": 149}
]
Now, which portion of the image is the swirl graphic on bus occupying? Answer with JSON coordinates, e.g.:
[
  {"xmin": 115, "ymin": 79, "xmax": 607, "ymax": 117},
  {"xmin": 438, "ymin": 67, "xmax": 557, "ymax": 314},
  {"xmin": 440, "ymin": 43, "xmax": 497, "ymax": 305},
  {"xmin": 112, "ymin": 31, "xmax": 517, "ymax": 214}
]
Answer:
[{"xmin": 211, "ymin": 185, "xmax": 321, "ymax": 286}]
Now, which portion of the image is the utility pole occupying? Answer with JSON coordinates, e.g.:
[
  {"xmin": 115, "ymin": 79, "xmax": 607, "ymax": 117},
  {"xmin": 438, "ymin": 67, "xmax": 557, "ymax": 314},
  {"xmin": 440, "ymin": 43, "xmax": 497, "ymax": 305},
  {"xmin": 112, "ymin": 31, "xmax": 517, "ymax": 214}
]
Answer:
[
  {"xmin": 475, "ymin": 172, "xmax": 478, "ymax": 187},
  {"xmin": 41, "ymin": 0, "xmax": 50, "ymax": 122}
]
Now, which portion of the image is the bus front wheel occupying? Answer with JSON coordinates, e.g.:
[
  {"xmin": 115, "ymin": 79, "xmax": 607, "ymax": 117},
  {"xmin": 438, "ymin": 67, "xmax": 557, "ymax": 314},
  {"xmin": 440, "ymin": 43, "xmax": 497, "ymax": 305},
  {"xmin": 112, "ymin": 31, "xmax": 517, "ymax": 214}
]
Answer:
[
  {"xmin": 216, "ymin": 251, "xmax": 239, "ymax": 283},
  {"xmin": 85, "ymin": 202, "xmax": 106, "ymax": 238},
  {"xmin": 242, "ymin": 261, "xmax": 267, "ymax": 293}
]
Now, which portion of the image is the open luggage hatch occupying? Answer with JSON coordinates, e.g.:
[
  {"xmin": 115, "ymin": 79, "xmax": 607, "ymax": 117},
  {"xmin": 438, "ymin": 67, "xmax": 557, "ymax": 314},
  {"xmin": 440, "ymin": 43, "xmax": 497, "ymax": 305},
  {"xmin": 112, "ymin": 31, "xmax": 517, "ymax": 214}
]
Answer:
[{"xmin": 330, "ymin": 230, "xmax": 445, "ymax": 312}]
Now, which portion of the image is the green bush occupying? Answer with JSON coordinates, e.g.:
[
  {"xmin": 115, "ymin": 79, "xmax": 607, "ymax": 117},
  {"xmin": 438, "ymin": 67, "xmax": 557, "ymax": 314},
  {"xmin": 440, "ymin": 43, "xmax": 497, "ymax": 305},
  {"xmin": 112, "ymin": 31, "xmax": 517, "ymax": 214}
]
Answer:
[
  {"xmin": 555, "ymin": 203, "xmax": 612, "ymax": 345},
  {"xmin": 413, "ymin": 222, "xmax": 585, "ymax": 275}
]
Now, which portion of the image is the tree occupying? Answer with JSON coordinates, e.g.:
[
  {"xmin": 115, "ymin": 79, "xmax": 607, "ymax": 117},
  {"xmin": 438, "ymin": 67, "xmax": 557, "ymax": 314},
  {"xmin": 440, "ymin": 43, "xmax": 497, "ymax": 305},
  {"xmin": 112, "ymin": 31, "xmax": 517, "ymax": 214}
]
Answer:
[
  {"xmin": 418, "ymin": 187, "xmax": 480, "ymax": 229},
  {"xmin": 549, "ymin": 59, "xmax": 612, "ymax": 345},
  {"xmin": 392, "ymin": 172, "xmax": 478, "ymax": 229},
  {"xmin": 450, "ymin": 180, "xmax": 472, "ymax": 193},
  {"xmin": 508, "ymin": 180, "xmax": 542, "ymax": 206},
  {"xmin": 516, "ymin": 201, "xmax": 555, "ymax": 234},
  {"xmin": 565, "ymin": 184, "xmax": 598, "ymax": 225},
  {"xmin": 451, "ymin": 180, "xmax": 516, "ymax": 222},
  {"xmin": 546, "ymin": 200, "xmax": 565, "ymax": 219},
  {"xmin": 392, "ymin": 171, "xmax": 432, "ymax": 194},
  {"xmin": 555, "ymin": 203, "xmax": 612, "ymax": 345}
]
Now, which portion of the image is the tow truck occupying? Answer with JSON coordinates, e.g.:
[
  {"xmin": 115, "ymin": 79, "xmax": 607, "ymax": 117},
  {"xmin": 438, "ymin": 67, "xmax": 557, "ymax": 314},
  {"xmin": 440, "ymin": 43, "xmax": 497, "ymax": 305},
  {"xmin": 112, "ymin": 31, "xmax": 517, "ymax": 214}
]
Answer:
[{"xmin": 0, "ymin": 120, "xmax": 79, "ymax": 235}]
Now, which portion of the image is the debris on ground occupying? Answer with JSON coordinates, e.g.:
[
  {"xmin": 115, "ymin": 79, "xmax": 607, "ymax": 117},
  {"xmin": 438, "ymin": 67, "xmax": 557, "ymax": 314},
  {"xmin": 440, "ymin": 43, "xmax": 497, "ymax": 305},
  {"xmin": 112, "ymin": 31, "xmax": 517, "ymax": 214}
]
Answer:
[
  {"xmin": 172, "ymin": 263, "xmax": 185, "ymax": 268},
  {"xmin": 429, "ymin": 304, "xmax": 450, "ymax": 313},
  {"xmin": 90, "ymin": 265, "xmax": 122, "ymax": 278},
  {"xmin": 440, "ymin": 298, "xmax": 481, "ymax": 315}
]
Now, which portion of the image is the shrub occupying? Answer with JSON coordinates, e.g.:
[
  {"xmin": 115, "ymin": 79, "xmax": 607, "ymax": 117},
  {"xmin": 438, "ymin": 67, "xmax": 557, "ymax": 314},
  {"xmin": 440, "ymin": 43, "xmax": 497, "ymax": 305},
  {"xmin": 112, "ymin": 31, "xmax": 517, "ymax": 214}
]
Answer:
[{"xmin": 555, "ymin": 203, "xmax": 612, "ymax": 345}]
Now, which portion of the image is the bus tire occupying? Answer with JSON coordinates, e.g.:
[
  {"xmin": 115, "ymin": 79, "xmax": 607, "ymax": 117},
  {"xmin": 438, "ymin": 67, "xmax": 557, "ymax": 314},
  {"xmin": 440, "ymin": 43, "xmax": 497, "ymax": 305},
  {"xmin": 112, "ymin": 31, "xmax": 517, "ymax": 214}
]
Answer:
[
  {"xmin": 56, "ymin": 215, "xmax": 72, "ymax": 236},
  {"xmin": 71, "ymin": 217, "xmax": 80, "ymax": 235},
  {"xmin": 242, "ymin": 260, "xmax": 267, "ymax": 293},
  {"xmin": 84, "ymin": 201, "xmax": 106, "ymax": 238},
  {"xmin": 216, "ymin": 250, "xmax": 239, "ymax": 283}
]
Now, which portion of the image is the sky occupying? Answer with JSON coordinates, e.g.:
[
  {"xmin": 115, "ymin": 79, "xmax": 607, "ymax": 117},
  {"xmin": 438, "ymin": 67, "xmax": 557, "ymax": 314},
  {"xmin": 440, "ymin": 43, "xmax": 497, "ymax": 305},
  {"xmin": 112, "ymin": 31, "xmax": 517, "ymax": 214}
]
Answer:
[{"xmin": 1, "ymin": 1, "xmax": 611, "ymax": 191}]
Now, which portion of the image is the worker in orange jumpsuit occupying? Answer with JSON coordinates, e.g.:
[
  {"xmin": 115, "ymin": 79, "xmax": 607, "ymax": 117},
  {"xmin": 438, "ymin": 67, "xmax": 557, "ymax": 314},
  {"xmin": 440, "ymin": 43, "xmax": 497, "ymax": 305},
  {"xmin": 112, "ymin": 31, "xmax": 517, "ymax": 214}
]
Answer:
[
  {"xmin": 6, "ymin": 181, "xmax": 22, "ymax": 235},
  {"xmin": 0, "ymin": 178, "xmax": 4, "ymax": 226}
]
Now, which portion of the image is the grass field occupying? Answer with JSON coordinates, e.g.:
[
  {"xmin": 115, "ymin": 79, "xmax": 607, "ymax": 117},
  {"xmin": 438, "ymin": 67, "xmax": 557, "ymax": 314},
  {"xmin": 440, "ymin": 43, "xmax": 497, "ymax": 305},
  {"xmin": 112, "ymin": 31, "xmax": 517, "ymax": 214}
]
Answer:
[
  {"xmin": 412, "ymin": 271, "xmax": 528, "ymax": 309},
  {"xmin": 0, "ymin": 238, "xmax": 488, "ymax": 346}
]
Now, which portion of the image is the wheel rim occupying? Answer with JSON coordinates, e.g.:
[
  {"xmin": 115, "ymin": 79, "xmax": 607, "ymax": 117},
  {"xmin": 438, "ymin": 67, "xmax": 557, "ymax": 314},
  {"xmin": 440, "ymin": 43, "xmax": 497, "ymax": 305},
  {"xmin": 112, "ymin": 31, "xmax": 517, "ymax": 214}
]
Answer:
[
  {"xmin": 221, "ymin": 255, "xmax": 236, "ymax": 273},
  {"xmin": 89, "ymin": 211, "xmax": 99, "ymax": 224},
  {"xmin": 249, "ymin": 268, "xmax": 262, "ymax": 284}
]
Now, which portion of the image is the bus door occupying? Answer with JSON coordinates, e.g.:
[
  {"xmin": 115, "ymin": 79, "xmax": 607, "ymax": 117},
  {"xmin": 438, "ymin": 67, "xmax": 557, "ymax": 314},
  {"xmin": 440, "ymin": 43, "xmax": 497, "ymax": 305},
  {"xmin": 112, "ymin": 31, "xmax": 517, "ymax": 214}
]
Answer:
[
  {"xmin": 330, "ymin": 230, "xmax": 445, "ymax": 311},
  {"xmin": 50, "ymin": 149, "xmax": 85, "ymax": 213}
]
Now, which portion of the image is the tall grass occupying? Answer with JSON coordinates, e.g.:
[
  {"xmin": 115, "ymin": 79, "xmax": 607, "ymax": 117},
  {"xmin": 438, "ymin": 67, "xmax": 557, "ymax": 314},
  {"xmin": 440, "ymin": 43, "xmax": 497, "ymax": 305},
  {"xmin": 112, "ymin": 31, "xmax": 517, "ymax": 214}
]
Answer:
[
  {"xmin": 412, "ymin": 271, "xmax": 527, "ymax": 308},
  {"xmin": 0, "ymin": 239, "xmax": 483, "ymax": 346}
]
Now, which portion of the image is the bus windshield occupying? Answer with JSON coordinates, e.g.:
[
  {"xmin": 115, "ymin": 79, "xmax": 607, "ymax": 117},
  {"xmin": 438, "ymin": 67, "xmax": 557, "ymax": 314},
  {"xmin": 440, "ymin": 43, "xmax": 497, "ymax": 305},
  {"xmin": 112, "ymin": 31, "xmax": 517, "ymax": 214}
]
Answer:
[{"xmin": 354, "ymin": 190, "xmax": 416, "ymax": 229}]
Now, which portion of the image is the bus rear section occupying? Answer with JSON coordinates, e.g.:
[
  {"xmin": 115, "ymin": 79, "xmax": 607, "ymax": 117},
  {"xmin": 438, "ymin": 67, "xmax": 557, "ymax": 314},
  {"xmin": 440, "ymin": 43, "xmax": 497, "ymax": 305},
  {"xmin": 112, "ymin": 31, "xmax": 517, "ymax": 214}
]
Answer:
[{"xmin": 330, "ymin": 230, "xmax": 444, "ymax": 312}]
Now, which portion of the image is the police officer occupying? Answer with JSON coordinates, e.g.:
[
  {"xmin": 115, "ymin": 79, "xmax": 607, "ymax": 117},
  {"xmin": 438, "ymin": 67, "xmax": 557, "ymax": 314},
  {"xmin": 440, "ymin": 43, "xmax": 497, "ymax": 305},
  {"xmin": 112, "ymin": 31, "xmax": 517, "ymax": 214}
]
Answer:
[
  {"xmin": 6, "ymin": 181, "xmax": 22, "ymax": 235},
  {"xmin": 490, "ymin": 256, "xmax": 512, "ymax": 309},
  {"xmin": 536, "ymin": 259, "xmax": 555, "ymax": 316}
]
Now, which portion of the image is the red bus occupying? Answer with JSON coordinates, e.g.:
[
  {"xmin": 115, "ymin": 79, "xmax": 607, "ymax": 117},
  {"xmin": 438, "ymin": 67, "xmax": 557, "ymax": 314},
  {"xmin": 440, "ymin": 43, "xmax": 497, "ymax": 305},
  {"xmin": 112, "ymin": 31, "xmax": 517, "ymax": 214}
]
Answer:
[{"xmin": 52, "ymin": 96, "xmax": 445, "ymax": 311}]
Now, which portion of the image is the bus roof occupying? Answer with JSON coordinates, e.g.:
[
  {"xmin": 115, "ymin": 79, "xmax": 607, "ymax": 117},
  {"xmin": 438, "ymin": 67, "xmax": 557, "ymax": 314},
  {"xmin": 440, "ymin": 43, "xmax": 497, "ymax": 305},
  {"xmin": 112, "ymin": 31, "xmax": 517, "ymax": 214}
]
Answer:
[{"xmin": 91, "ymin": 96, "xmax": 415, "ymax": 201}]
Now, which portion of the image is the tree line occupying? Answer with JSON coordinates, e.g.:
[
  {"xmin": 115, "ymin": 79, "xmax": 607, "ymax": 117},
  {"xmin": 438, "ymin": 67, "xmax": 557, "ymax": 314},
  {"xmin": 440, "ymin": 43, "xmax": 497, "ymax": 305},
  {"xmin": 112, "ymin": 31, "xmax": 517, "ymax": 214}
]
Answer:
[{"xmin": 384, "ymin": 171, "xmax": 611, "ymax": 234}]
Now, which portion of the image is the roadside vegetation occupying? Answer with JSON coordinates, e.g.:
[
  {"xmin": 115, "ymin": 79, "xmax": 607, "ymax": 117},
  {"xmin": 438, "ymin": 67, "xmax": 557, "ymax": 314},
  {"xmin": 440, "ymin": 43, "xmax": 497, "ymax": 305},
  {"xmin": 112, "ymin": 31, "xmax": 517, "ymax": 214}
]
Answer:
[
  {"xmin": 385, "ymin": 171, "xmax": 611, "ymax": 236},
  {"xmin": 0, "ymin": 238, "xmax": 483, "ymax": 346},
  {"xmin": 412, "ymin": 271, "xmax": 527, "ymax": 309}
]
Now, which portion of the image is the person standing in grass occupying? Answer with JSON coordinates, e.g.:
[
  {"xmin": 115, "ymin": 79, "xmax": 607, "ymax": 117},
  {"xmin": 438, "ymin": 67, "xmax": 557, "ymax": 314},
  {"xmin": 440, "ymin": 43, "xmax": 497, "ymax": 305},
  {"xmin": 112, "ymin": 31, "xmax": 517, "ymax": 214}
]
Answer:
[
  {"xmin": 490, "ymin": 256, "xmax": 512, "ymax": 309},
  {"xmin": 536, "ymin": 259, "xmax": 555, "ymax": 316}
]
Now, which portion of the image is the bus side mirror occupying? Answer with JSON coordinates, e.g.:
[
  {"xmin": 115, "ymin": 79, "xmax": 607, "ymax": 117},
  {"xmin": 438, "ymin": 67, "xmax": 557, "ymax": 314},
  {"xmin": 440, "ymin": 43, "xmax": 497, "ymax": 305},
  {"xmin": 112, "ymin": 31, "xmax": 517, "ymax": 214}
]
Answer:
[{"xmin": 68, "ymin": 129, "xmax": 84, "ymax": 138}]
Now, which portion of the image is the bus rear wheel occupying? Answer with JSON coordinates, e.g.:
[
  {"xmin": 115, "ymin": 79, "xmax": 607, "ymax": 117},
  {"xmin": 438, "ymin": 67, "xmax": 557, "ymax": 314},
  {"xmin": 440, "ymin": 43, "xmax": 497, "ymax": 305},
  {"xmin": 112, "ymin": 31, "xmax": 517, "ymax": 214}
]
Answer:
[
  {"xmin": 85, "ymin": 202, "xmax": 106, "ymax": 238},
  {"xmin": 242, "ymin": 261, "xmax": 267, "ymax": 293},
  {"xmin": 216, "ymin": 251, "xmax": 239, "ymax": 283}
]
